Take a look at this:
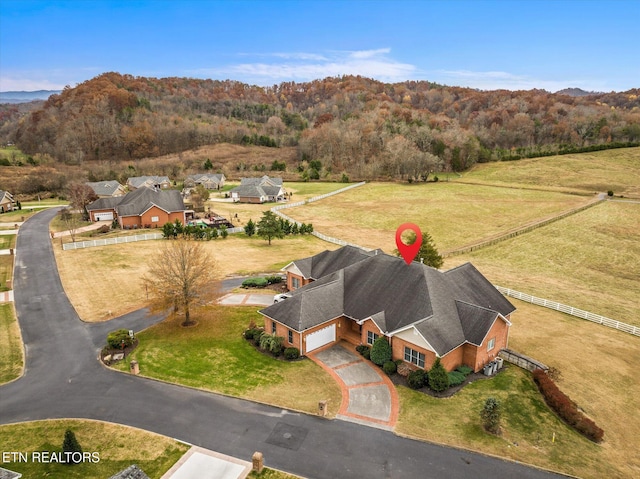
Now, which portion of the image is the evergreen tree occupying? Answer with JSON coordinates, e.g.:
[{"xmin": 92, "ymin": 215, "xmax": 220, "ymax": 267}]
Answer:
[
  {"xmin": 62, "ymin": 429, "xmax": 83, "ymax": 464},
  {"xmin": 203, "ymin": 158, "xmax": 213, "ymax": 170},
  {"xmin": 370, "ymin": 336, "xmax": 392, "ymax": 366},
  {"xmin": 257, "ymin": 211, "xmax": 284, "ymax": 245},
  {"xmin": 428, "ymin": 357, "xmax": 450, "ymax": 392},
  {"xmin": 244, "ymin": 219, "xmax": 256, "ymax": 237},
  {"xmin": 481, "ymin": 397, "xmax": 502, "ymax": 434},
  {"xmin": 394, "ymin": 230, "xmax": 443, "ymax": 269},
  {"xmin": 220, "ymin": 225, "xmax": 228, "ymax": 239}
]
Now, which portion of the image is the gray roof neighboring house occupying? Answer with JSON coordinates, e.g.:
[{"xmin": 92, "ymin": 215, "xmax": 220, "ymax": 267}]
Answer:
[
  {"xmin": 87, "ymin": 187, "xmax": 185, "ymax": 217},
  {"xmin": 185, "ymin": 173, "xmax": 225, "ymax": 187},
  {"xmin": 284, "ymin": 245, "xmax": 378, "ymax": 280},
  {"xmin": 86, "ymin": 180, "xmax": 125, "ymax": 197},
  {"xmin": 240, "ymin": 175, "xmax": 283, "ymax": 187},
  {"xmin": 107, "ymin": 464, "xmax": 150, "ymax": 479},
  {"xmin": 127, "ymin": 176, "xmax": 171, "ymax": 189},
  {"xmin": 261, "ymin": 251, "xmax": 515, "ymax": 357},
  {"xmin": 229, "ymin": 184, "xmax": 268, "ymax": 199}
]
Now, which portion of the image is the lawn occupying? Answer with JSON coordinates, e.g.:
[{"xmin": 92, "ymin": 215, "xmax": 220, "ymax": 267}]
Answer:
[
  {"xmin": 283, "ymin": 181, "xmax": 592, "ymax": 252},
  {"xmin": 0, "ymin": 303, "xmax": 22, "ymax": 383},
  {"xmin": 54, "ymin": 234, "xmax": 338, "ymax": 322},
  {"xmin": 445, "ymin": 201, "xmax": 640, "ymax": 326},
  {"xmin": 397, "ymin": 299, "xmax": 640, "ymax": 479},
  {"xmin": 0, "ymin": 234, "xmax": 15, "ymax": 249},
  {"xmin": 0, "ymin": 255, "xmax": 14, "ymax": 292},
  {"xmin": 0, "ymin": 419, "xmax": 188, "ymax": 479},
  {"xmin": 462, "ymin": 147, "xmax": 640, "ymax": 197},
  {"xmin": 113, "ymin": 305, "xmax": 343, "ymax": 416}
]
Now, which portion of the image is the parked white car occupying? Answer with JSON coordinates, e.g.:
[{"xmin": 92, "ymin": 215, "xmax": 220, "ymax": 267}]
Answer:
[{"xmin": 273, "ymin": 293, "xmax": 291, "ymax": 303}]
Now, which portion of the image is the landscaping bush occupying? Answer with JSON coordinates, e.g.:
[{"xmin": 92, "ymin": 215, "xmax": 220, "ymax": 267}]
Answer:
[
  {"xmin": 242, "ymin": 277, "xmax": 269, "ymax": 288},
  {"xmin": 428, "ymin": 358, "xmax": 450, "ymax": 392},
  {"xmin": 106, "ymin": 329, "xmax": 133, "ymax": 350},
  {"xmin": 448, "ymin": 371, "xmax": 466, "ymax": 386},
  {"xmin": 455, "ymin": 365, "xmax": 473, "ymax": 376},
  {"xmin": 607, "ymin": 190, "xmax": 614, "ymax": 197},
  {"xmin": 253, "ymin": 331, "xmax": 264, "ymax": 346},
  {"xmin": 407, "ymin": 369, "xmax": 426, "ymax": 389},
  {"xmin": 480, "ymin": 397, "xmax": 501, "ymax": 434},
  {"xmin": 259, "ymin": 333, "xmax": 284, "ymax": 355},
  {"xmin": 362, "ymin": 348, "xmax": 371, "ymax": 360},
  {"xmin": 244, "ymin": 328, "xmax": 262, "ymax": 340},
  {"xmin": 284, "ymin": 347, "xmax": 300, "ymax": 360},
  {"xmin": 533, "ymin": 369, "xmax": 604, "ymax": 442},
  {"xmin": 355, "ymin": 345, "xmax": 369, "ymax": 355},
  {"xmin": 370, "ymin": 336, "xmax": 392, "ymax": 366},
  {"xmin": 383, "ymin": 361, "xmax": 397, "ymax": 375},
  {"xmin": 266, "ymin": 275, "xmax": 283, "ymax": 284}
]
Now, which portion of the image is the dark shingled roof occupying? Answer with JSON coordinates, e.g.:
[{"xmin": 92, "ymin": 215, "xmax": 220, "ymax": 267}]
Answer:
[
  {"xmin": 107, "ymin": 465, "xmax": 150, "ymax": 479},
  {"xmin": 240, "ymin": 175, "xmax": 283, "ymax": 186},
  {"xmin": 86, "ymin": 187, "xmax": 185, "ymax": 216},
  {"xmin": 229, "ymin": 184, "xmax": 267, "ymax": 198},
  {"xmin": 289, "ymin": 245, "xmax": 377, "ymax": 280},
  {"xmin": 261, "ymin": 249, "xmax": 515, "ymax": 357},
  {"xmin": 86, "ymin": 180, "xmax": 123, "ymax": 197}
]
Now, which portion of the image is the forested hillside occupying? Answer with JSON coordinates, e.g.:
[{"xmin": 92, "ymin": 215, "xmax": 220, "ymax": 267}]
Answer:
[{"xmin": 3, "ymin": 72, "xmax": 640, "ymax": 181}]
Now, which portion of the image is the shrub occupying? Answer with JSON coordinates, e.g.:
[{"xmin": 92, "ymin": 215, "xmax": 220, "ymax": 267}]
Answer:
[
  {"xmin": 242, "ymin": 277, "xmax": 269, "ymax": 288},
  {"xmin": 407, "ymin": 369, "xmax": 426, "ymax": 389},
  {"xmin": 253, "ymin": 331, "xmax": 264, "ymax": 346},
  {"xmin": 480, "ymin": 397, "xmax": 501, "ymax": 434},
  {"xmin": 355, "ymin": 345, "xmax": 370, "ymax": 355},
  {"xmin": 62, "ymin": 429, "xmax": 83, "ymax": 464},
  {"xmin": 284, "ymin": 347, "xmax": 300, "ymax": 360},
  {"xmin": 106, "ymin": 329, "xmax": 133, "ymax": 350},
  {"xmin": 244, "ymin": 328, "xmax": 262, "ymax": 340},
  {"xmin": 428, "ymin": 358, "xmax": 450, "ymax": 392},
  {"xmin": 455, "ymin": 365, "xmax": 473, "ymax": 376},
  {"xmin": 259, "ymin": 333, "xmax": 284, "ymax": 355},
  {"xmin": 607, "ymin": 190, "xmax": 614, "ymax": 197},
  {"xmin": 383, "ymin": 361, "xmax": 397, "ymax": 375},
  {"xmin": 266, "ymin": 275, "xmax": 282, "ymax": 284},
  {"xmin": 362, "ymin": 348, "xmax": 370, "ymax": 360},
  {"xmin": 533, "ymin": 369, "xmax": 604, "ymax": 442},
  {"xmin": 370, "ymin": 336, "xmax": 392, "ymax": 366},
  {"xmin": 97, "ymin": 224, "xmax": 110, "ymax": 234},
  {"xmin": 448, "ymin": 371, "xmax": 466, "ymax": 386}
]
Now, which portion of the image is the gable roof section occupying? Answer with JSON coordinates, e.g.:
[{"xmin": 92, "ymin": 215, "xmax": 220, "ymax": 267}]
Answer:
[
  {"xmin": 86, "ymin": 180, "xmax": 124, "ymax": 197},
  {"xmin": 86, "ymin": 196, "xmax": 123, "ymax": 211},
  {"xmin": 240, "ymin": 175, "xmax": 283, "ymax": 187},
  {"xmin": 127, "ymin": 176, "xmax": 170, "ymax": 188},
  {"xmin": 291, "ymin": 245, "xmax": 377, "ymax": 280},
  {"xmin": 261, "ymin": 251, "xmax": 515, "ymax": 357},
  {"xmin": 186, "ymin": 173, "xmax": 225, "ymax": 184},
  {"xmin": 116, "ymin": 187, "xmax": 185, "ymax": 217},
  {"xmin": 230, "ymin": 184, "xmax": 267, "ymax": 198}
]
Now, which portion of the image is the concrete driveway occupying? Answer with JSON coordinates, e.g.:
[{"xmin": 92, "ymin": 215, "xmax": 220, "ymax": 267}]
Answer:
[
  {"xmin": 218, "ymin": 293, "xmax": 274, "ymax": 307},
  {"xmin": 309, "ymin": 344, "xmax": 399, "ymax": 429}
]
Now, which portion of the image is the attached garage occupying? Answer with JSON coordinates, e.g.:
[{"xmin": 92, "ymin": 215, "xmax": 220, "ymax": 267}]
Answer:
[
  {"xmin": 305, "ymin": 324, "xmax": 336, "ymax": 353},
  {"xmin": 93, "ymin": 212, "xmax": 114, "ymax": 221}
]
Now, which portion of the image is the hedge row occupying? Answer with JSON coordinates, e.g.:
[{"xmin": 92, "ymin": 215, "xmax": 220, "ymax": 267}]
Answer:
[{"xmin": 533, "ymin": 369, "xmax": 604, "ymax": 443}]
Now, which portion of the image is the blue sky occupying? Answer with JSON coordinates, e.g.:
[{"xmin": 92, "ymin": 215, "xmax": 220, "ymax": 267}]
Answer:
[{"xmin": 1, "ymin": 0, "xmax": 638, "ymax": 92}]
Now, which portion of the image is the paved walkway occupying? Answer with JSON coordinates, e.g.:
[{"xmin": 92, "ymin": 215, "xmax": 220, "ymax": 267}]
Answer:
[
  {"xmin": 218, "ymin": 293, "xmax": 274, "ymax": 306},
  {"xmin": 308, "ymin": 343, "xmax": 399, "ymax": 429},
  {"xmin": 52, "ymin": 220, "xmax": 111, "ymax": 238},
  {"xmin": 0, "ymin": 290, "xmax": 14, "ymax": 302},
  {"xmin": 161, "ymin": 446, "xmax": 252, "ymax": 479}
]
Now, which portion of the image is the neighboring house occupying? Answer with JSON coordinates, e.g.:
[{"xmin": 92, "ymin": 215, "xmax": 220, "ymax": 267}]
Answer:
[
  {"xmin": 260, "ymin": 248, "xmax": 515, "ymax": 373},
  {"xmin": 230, "ymin": 176, "xmax": 286, "ymax": 203},
  {"xmin": 86, "ymin": 186, "xmax": 186, "ymax": 228},
  {"xmin": 126, "ymin": 176, "xmax": 171, "ymax": 190},
  {"xmin": 184, "ymin": 173, "xmax": 226, "ymax": 190},
  {"xmin": 86, "ymin": 180, "xmax": 127, "ymax": 198},
  {"xmin": 0, "ymin": 190, "xmax": 14, "ymax": 213}
]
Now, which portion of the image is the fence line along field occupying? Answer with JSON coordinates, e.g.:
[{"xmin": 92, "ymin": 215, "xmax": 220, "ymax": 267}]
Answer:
[{"xmin": 283, "ymin": 181, "xmax": 594, "ymax": 252}]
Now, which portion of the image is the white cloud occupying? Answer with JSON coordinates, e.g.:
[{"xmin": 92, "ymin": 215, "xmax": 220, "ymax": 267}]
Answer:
[
  {"xmin": 193, "ymin": 48, "xmax": 416, "ymax": 85},
  {"xmin": 0, "ymin": 67, "xmax": 103, "ymax": 92},
  {"xmin": 432, "ymin": 69, "xmax": 605, "ymax": 92}
]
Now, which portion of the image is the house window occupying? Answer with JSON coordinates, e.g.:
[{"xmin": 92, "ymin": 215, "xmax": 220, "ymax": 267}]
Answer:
[
  {"xmin": 404, "ymin": 347, "xmax": 425, "ymax": 368},
  {"xmin": 487, "ymin": 338, "xmax": 496, "ymax": 351},
  {"xmin": 367, "ymin": 331, "xmax": 379, "ymax": 345},
  {"xmin": 272, "ymin": 322, "xmax": 277, "ymax": 334},
  {"xmin": 288, "ymin": 330, "xmax": 293, "ymax": 344},
  {"xmin": 151, "ymin": 216, "xmax": 159, "ymax": 222},
  {"xmin": 291, "ymin": 277, "xmax": 300, "ymax": 290}
]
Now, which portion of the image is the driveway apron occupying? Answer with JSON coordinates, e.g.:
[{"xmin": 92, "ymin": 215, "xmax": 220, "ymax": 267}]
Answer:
[{"xmin": 309, "ymin": 343, "xmax": 399, "ymax": 429}]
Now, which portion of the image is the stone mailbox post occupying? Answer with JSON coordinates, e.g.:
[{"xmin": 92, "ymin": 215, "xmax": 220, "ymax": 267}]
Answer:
[
  {"xmin": 318, "ymin": 400, "xmax": 327, "ymax": 417},
  {"xmin": 130, "ymin": 360, "xmax": 139, "ymax": 375},
  {"xmin": 252, "ymin": 451, "xmax": 264, "ymax": 473}
]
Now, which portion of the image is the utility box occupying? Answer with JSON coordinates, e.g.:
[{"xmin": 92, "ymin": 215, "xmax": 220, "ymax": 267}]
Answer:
[
  {"xmin": 252, "ymin": 452, "xmax": 264, "ymax": 473},
  {"xmin": 495, "ymin": 357, "xmax": 504, "ymax": 370},
  {"xmin": 130, "ymin": 360, "xmax": 139, "ymax": 375},
  {"xmin": 318, "ymin": 400, "xmax": 327, "ymax": 416}
]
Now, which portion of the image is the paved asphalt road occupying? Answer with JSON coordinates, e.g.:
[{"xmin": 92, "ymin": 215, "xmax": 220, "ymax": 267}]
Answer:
[{"xmin": 0, "ymin": 209, "xmax": 567, "ymax": 479}]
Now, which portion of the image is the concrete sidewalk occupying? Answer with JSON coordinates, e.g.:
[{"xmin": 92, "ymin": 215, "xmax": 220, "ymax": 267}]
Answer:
[
  {"xmin": 0, "ymin": 290, "xmax": 14, "ymax": 302},
  {"xmin": 161, "ymin": 446, "xmax": 252, "ymax": 479},
  {"xmin": 309, "ymin": 343, "xmax": 399, "ymax": 429},
  {"xmin": 218, "ymin": 293, "xmax": 274, "ymax": 306}
]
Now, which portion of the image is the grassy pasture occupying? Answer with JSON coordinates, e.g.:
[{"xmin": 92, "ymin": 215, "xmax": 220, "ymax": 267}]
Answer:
[
  {"xmin": 0, "ymin": 303, "xmax": 23, "ymax": 383},
  {"xmin": 0, "ymin": 234, "xmax": 16, "ymax": 249},
  {"xmin": 283, "ymin": 182, "xmax": 592, "ymax": 252},
  {"xmin": 463, "ymin": 147, "xmax": 640, "ymax": 197},
  {"xmin": 0, "ymin": 419, "xmax": 188, "ymax": 479},
  {"xmin": 114, "ymin": 305, "xmax": 343, "ymax": 416},
  {"xmin": 446, "ymin": 201, "xmax": 640, "ymax": 326},
  {"xmin": 53, "ymin": 234, "xmax": 338, "ymax": 322},
  {"xmin": 0, "ymin": 255, "xmax": 13, "ymax": 292}
]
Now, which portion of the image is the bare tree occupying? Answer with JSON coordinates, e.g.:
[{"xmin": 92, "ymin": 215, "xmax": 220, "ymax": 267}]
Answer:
[
  {"xmin": 143, "ymin": 240, "xmax": 217, "ymax": 326},
  {"xmin": 59, "ymin": 207, "xmax": 82, "ymax": 242},
  {"xmin": 67, "ymin": 182, "xmax": 98, "ymax": 220}
]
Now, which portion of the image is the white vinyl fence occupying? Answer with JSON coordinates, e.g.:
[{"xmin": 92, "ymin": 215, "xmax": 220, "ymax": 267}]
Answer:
[
  {"xmin": 62, "ymin": 233, "xmax": 164, "ymax": 250},
  {"xmin": 496, "ymin": 286, "xmax": 640, "ymax": 337}
]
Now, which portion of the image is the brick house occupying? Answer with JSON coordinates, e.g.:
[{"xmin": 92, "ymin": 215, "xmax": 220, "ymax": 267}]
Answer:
[
  {"xmin": 86, "ymin": 186, "xmax": 186, "ymax": 228},
  {"xmin": 230, "ymin": 176, "xmax": 286, "ymax": 203},
  {"xmin": 126, "ymin": 176, "xmax": 171, "ymax": 190},
  {"xmin": 259, "ymin": 247, "xmax": 515, "ymax": 373},
  {"xmin": 86, "ymin": 180, "xmax": 127, "ymax": 198}
]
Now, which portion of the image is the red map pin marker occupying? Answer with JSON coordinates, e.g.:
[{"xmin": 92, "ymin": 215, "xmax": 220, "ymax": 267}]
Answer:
[{"xmin": 396, "ymin": 223, "xmax": 423, "ymax": 265}]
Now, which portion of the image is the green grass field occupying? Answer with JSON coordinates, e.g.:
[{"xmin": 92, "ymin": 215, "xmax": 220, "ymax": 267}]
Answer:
[
  {"xmin": 446, "ymin": 201, "xmax": 640, "ymax": 326},
  {"xmin": 0, "ymin": 420, "xmax": 188, "ymax": 479},
  {"xmin": 0, "ymin": 303, "xmax": 22, "ymax": 383},
  {"xmin": 0, "ymin": 234, "xmax": 16, "ymax": 249},
  {"xmin": 463, "ymin": 147, "xmax": 640, "ymax": 197},
  {"xmin": 284, "ymin": 181, "xmax": 593, "ymax": 252},
  {"xmin": 0, "ymin": 255, "xmax": 14, "ymax": 292},
  {"xmin": 114, "ymin": 305, "xmax": 342, "ymax": 415}
]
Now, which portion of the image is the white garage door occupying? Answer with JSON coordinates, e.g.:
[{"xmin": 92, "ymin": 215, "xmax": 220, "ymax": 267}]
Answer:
[
  {"xmin": 305, "ymin": 324, "xmax": 336, "ymax": 353},
  {"xmin": 94, "ymin": 212, "xmax": 114, "ymax": 221}
]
